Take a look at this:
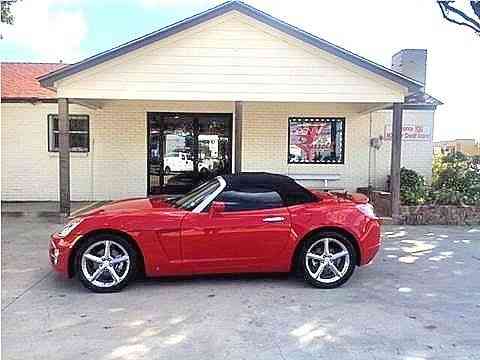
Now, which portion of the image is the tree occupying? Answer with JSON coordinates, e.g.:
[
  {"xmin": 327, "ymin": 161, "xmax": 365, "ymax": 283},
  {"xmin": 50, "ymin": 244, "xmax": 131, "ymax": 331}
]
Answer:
[
  {"xmin": 1, "ymin": 0, "xmax": 19, "ymax": 25},
  {"xmin": 1, "ymin": 0, "xmax": 20, "ymax": 40},
  {"xmin": 437, "ymin": 1, "xmax": 480, "ymax": 35}
]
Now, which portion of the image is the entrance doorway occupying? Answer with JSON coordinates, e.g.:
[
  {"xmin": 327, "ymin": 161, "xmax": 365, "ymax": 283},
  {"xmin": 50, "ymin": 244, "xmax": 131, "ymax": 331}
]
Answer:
[{"xmin": 147, "ymin": 112, "xmax": 233, "ymax": 195}]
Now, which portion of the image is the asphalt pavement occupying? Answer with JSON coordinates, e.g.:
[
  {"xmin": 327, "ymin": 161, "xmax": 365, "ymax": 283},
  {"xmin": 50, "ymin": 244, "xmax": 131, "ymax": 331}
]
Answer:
[{"xmin": 2, "ymin": 205, "xmax": 480, "ymax": 360}]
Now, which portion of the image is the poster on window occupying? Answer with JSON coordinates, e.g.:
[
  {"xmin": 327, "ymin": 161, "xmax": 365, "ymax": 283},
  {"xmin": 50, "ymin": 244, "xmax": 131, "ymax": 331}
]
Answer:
[{"xmin": 288, "ymin": 118, "xmax": 344, "ymax": 164}]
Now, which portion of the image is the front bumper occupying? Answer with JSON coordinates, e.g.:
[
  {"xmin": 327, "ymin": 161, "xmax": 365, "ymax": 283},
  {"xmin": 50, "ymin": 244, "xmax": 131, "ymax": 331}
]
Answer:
[
  {"xmin": 359, "ymin": 219, "xmax": 381, "ymax": 265},
  {"xmin": 49, "ymin": 233, "xmax": 76, "ymax": 277}
]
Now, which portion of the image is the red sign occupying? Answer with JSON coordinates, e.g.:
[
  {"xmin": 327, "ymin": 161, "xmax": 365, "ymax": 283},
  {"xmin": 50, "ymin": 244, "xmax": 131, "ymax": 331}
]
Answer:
[{"xmin": 385, "ymin": 125, "xmax": 431, "ymax": 141}]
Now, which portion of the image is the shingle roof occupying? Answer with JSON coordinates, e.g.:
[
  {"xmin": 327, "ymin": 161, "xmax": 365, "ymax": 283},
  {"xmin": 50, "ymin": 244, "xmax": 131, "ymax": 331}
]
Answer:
[
  {"xmin": 404, "ymin": 92, "xmax": 444, "ymax": 106},
  {"xmin": 38, "ymin": 0, "xmax": 423, "ymax": 92},
  {"xmin": 1, "ymin": 62, "xmax": 66, "ymax": 100}
]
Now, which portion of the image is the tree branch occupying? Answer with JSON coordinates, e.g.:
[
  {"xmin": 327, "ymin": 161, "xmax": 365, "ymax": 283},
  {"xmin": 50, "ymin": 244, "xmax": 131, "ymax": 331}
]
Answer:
[
  {"xmin": 472, "ymin": 1, "xmax": 480, "ymax": 18},
  {"xmin": 438, "ymin": 1, "xmax": 480, "ymax": 34}
]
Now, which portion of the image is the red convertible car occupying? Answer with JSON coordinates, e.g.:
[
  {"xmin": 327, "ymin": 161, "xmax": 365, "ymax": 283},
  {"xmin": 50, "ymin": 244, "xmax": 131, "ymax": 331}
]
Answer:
[{"xmin": 49, "ymin": 173, "xmax": 380, "ymax": 292}]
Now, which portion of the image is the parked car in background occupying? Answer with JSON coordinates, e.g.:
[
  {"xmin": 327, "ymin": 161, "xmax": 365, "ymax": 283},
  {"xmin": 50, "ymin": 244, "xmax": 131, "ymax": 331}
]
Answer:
[
  {"xmin": 163, "ymin": 151, "xmax": 216, "ymax": 174},
  {"xmin": 163, "ymin": 151, "xmax": 193, "ymax": 174},
  {"xmin": 49, "ymin": 173, "xmax": 381, "ymax": 292}
]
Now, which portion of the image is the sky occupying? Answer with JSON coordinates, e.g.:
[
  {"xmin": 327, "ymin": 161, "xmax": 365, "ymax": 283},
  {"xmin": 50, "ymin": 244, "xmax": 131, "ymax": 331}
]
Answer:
[{"xmin": 1, "ymin": 0, "xmax": 479, "ymax": 142}]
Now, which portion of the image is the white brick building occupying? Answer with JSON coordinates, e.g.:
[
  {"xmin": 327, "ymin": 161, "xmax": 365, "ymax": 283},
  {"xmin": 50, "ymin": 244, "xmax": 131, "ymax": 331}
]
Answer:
[{"xmin": 1, "ymin": 1, "xmax": 441, "ymax": 217}]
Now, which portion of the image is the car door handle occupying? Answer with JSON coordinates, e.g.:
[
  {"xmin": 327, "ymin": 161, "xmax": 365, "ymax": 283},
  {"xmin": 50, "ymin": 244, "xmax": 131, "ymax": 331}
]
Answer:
[{"xmin": 263, "ymin": 216, "xmax": 285, "ymax": 223}]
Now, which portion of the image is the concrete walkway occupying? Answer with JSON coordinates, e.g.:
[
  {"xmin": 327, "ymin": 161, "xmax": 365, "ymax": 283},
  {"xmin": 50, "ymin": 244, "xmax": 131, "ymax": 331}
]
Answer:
[
  {"xmin": 1, "ymin": 201, "xmax": 107, "ymax": 223},
  {"xmin": 2, "ymin": 206, "xmax": 480, "ymax": 360}
]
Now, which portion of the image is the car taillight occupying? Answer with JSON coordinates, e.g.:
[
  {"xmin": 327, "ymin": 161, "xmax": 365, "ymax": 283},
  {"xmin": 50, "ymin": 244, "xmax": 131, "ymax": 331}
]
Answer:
[{"xmin": 356, "ymin": 203, "xmax": 377, "ymax": 219}]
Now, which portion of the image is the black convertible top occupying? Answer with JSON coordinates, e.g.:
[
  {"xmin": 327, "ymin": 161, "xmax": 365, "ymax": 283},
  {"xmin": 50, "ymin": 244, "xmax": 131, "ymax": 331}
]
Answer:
[
  {"xmin": 221, "ymin": 172, "xmax": 316, "ymax": 206},
  {"xmin": 222, "ymin": 172, "xmax": 293, "ymax": 188}
]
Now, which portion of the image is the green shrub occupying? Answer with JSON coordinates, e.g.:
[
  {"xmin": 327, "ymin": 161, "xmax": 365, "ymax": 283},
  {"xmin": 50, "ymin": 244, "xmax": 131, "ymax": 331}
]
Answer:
[
  {"xmin": 400, "ymin": 167, "xmax": 426, "ymax": 205},
  {"xmin": 430, "ymin": 152, "xmax": 480, "ymax": 206}
]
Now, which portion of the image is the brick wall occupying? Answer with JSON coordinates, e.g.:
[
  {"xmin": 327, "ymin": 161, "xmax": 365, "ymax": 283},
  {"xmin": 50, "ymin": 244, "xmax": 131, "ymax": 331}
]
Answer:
[
  {"xmin": 370, "ymin": 109, "xmax": 435, "ymax": 188},
  {"xmin": 242, "ymin": 102, "xmax": 372, "ymax": 191},
  {"xmin": 1, "ymin": 102, "xmax": 95, "ymax": 201},
  {"xmin": 1, "ymin": 100, "xmax": 233, "ymax": 201},
  {"xmin": 1, "ymin": 100, "xmax": 434, "ymax": 201}
]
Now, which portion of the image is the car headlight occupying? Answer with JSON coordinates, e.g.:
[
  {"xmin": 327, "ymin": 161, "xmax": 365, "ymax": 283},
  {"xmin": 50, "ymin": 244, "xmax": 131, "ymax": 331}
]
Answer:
[
  {"xmin": 58, "ymin": 217, "xmax": 84, "ymax": 237},
  {"xmin": 356, "ymin": 203, "xmax": 378, "ymax": 219}
]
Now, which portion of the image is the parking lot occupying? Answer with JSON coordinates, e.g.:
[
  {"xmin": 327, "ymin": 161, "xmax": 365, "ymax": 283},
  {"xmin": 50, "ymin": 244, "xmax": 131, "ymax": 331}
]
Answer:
[{"xmin": 2, "ymin": 206, "xmax": 480, "ymax": 360}]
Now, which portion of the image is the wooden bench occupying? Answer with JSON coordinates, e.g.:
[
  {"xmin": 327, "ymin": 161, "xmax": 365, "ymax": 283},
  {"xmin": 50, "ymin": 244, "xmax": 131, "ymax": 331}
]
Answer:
[{"xmin": 288, "ymin": 173, "xmax": 343, "ymax": 191}]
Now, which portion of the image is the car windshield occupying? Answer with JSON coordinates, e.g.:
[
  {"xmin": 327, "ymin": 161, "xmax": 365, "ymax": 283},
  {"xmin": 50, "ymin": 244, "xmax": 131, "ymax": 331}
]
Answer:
[{"xmin": 173, "ymin": 178, "xmax": 220, "ymax": 211}]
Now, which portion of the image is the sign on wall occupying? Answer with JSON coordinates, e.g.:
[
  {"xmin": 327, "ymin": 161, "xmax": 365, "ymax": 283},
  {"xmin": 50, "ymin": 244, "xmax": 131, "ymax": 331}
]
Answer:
[{"xmin": 384, "ymin": 124, "xmax": 431, "ymax": 141}]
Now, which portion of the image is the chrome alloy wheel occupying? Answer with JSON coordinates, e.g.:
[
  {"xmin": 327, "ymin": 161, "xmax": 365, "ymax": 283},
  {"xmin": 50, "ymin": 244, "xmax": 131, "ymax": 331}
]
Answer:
[
  {"xmin": 305, "ymin": 238, "xmax": 350, "ymax": 284},
  {"xmin": 81, "ymin": 240, "xmax": 130, "ymax": 288}
]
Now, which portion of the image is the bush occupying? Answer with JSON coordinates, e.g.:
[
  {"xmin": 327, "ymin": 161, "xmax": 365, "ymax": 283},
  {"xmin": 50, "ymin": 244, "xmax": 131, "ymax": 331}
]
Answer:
[
  {"xmin": 400, "ymin": 167, "xmax": 426, "ymax": 205},
  {"xmin": 429, "ymin": 152, "xmax": 480, "ymax": 206}
]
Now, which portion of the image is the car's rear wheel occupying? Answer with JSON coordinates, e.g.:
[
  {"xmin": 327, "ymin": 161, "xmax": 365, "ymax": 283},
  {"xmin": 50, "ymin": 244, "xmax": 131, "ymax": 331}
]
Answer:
[
  {"xmin": 75, "ymin": 234, "xmax": 137, "ymax": 293},
  {"xmin": 300, "ymin": 232, "xmax": 357, "ymax": 289}
]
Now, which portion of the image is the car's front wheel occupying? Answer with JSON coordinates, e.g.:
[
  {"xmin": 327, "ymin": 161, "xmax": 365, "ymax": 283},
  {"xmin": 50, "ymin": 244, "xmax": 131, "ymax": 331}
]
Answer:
[
  {"xmin": 300, "ymin": 232, "xmax": 357, "ymax": 289},
  {"xmin": 75, "ymin": 234, "xmax": 138, "ymax": 293}
]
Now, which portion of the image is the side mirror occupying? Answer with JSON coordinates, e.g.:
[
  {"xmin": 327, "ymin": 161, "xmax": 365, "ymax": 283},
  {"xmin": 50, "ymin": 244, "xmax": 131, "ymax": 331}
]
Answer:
[{"xmin": 209, "ymin": 201, "xmax": 225, "ymax": 217}]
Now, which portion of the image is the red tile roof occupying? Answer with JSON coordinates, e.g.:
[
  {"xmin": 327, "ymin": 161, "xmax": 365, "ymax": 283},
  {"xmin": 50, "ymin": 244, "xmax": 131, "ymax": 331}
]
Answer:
[{"xmin": 1, "ymin": 62, "xmax": 67, "ymax": 100}]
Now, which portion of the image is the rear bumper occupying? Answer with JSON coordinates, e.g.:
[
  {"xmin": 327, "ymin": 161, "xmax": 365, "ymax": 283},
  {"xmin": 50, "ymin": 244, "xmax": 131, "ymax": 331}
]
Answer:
[
  {"xmin": 49, "ymin": 233, "xmax": 74, "ymax": 277},
  {"xmin": 359, "ymin": 219, "xmax": 381, "ymax": 265}
]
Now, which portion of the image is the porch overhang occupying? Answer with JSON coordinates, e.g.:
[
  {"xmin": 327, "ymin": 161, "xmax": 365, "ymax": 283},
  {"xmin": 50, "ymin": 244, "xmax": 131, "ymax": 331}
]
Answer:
[{"xmin": 55, "ymin": 98, "xmax": 406, "ymax": 224}]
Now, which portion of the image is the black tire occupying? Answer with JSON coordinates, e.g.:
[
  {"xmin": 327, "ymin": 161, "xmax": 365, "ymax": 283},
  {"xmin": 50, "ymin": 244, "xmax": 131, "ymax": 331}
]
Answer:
[
  {"xmin": 299, "ymin": 231, "xmax": 357, "ymax": 289},
  {"xmin": 75, "ymin": 233, "xmax": 138, "ymax": 293},
  {"xmin": 164, "ymin": 166, "xmax": 171, "ymax": 175}
]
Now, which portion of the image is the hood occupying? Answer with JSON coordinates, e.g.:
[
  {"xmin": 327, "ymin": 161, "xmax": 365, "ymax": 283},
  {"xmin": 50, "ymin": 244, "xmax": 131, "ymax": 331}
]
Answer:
[{"xmin": 80, "ymin": 197, "xmax": 178, "ymax": 216}]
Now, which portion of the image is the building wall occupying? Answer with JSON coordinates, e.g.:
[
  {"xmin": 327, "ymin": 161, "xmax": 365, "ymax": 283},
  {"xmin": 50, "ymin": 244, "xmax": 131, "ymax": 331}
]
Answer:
[
  {"xmin": 434, "ymin": 139, "xmax": 480, "ymax": 156},
  {"xmin": 241, "ymin": 102, "xmax": 371, "ymax": 191},
  {"xmin": 369, "ymin": 109, "xmax": 435, "ymax": 187},
  {"xmin": 1, "ymin": 101, "xmax": 233, "ymax": 201},
  {"xmin": 241, "ymin": 104, "xmax": 435, "ymax": 191},
  {"xmin": 56, "ymin": 11, "xmax": 406, "ymax": 103},
  {"xmin": 2, "ymin": 102, "xmax": 95, "ymax": 201},
  {"xmin": 1, "ymin": 101, "xmax": 434, "ymax": 201}
]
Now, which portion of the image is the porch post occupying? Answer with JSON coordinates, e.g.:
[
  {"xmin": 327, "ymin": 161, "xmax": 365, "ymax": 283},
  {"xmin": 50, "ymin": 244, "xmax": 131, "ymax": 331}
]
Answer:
[
  {"xmin": 234, "ymin": 101, "xmax": 243, "ymax": 174},
  {"xmin": 390, "ymin": 102, "xmax": 403, "ymax": 222},
  {"xmin": 58, "ymin": 98, "xmax": 71, "ymax": 219}
]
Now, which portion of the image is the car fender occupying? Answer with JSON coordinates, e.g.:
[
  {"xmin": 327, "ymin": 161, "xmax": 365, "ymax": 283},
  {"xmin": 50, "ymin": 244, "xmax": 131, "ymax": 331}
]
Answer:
[
  {"xmin": 284, "ymin": 203, "xmax": 370, "ymax": 269},
  {"xmin": 67, "ymin": 212, "xmax": 186, "ymax": 277}
]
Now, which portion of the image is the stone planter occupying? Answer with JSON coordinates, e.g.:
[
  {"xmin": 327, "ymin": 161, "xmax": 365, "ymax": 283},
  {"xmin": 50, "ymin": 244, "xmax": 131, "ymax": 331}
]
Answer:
[
  {"xmin": 357, "ymin": 188, "xmax": 392, "ymax": 217},
  {"xmin": 400, "ymin": 205, "xmax": 480, "ymax": 225}
]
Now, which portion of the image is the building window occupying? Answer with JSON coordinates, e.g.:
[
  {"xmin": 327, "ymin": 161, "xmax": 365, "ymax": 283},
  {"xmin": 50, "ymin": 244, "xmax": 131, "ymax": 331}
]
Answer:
[
  {"xmin": 48, "ymin": 114, "xmax": 90, "ymax": 152},
  {"xmin": 288, "ymin": 117, "xmax": 345, "ymax": 164},
  {"xmin": 215, "ymin": 187, "xmax": 284, "ymax": 212}
]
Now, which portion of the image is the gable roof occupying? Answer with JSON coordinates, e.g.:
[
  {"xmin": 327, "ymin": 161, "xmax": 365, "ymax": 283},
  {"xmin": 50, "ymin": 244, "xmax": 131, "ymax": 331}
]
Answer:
[
  {"xmin": 38, "ymin": 1, "xmax": 423, "ymax": 92},
  {"xmin": 2, "ymin": 62, "xmax": 66, "ymax": 100},
  {"xmin": 405, "ymin": 92, "xmax": 443, "ymax": 106}
]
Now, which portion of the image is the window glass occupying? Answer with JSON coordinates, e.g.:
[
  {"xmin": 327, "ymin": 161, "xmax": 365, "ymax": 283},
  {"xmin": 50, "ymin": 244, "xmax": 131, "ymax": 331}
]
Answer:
[
  {"xmin": 174, "ymin": 179, "xmax": 220, "ymax": 211},
  {"xmin": 281, "ymin": 182, "xmax": 316, "ymax": 206},
  {"xmin": 48, "ymin": 114, "xmax": 89, "ymax": 152},
  {"xmin": 288, "ymin": 118, "xmax": 345, "ymax": 164},
  {"xmin": 216, "ymin": 187, "xmax": 284, "ymax": 212}
]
